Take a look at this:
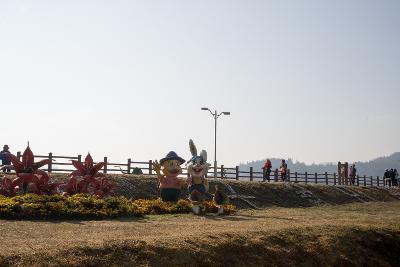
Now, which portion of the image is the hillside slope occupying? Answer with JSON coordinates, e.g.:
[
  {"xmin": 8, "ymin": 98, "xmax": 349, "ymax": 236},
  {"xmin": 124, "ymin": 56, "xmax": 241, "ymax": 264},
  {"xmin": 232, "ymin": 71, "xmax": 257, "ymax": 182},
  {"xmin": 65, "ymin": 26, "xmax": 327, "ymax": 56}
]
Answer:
[{"xmin": 38, "ymin": 173, "xmax": 400, "ymax": 209}]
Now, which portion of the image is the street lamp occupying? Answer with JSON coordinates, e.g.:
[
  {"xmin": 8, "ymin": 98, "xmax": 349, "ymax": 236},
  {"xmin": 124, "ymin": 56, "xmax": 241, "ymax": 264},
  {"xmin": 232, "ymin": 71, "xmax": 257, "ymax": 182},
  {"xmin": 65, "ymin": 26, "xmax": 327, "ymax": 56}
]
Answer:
[{"xmin": 201, "ymin": 107, "xmax": 230, "ymax": 179}]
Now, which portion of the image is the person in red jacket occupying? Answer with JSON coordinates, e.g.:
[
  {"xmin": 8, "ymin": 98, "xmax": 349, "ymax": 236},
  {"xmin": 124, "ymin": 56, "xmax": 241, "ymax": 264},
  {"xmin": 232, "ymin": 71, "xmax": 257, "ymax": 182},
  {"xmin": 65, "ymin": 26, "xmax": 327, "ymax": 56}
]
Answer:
[{"xmin": 262, "ymin": 159, "xmax": 272, "ymax": 182}]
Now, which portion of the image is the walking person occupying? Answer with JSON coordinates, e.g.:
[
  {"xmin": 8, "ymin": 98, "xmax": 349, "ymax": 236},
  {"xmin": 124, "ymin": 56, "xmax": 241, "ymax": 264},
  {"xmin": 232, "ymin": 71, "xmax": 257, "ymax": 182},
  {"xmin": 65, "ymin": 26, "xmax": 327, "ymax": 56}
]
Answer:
[
  {"xmin": 394, "ymin": 169, "xmax": 399, "ymax": 187},
  {"xmin": 384, "ymin": 169, "xmax": 391, "ymax": 187},
  {"xmin": 349, "ymin": 165, "xmax": 354, "ymax": 185},
  {"xmin": 280, "ymin": 159, "xmax": 288, "ymax": 182},
  {"xmin": 349, "ymin": 164, "xmax": 357, "ymax": 185},
  {"xmin": 262, "ymin": 159, "xmax": 272, "ymax": 182},
  {"xmin": 390, "ymin": 168, "xmax": 398, "ymax": 187},
  {"xmin": 0, "ymin": 145, "xmax": 11, "ymax": 173}
]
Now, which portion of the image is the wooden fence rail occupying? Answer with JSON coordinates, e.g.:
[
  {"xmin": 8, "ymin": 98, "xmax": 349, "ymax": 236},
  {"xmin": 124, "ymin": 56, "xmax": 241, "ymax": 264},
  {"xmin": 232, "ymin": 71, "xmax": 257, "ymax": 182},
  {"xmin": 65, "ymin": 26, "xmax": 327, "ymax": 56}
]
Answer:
[{"xmin": 2, "ymin": 152, "xmax": 394, "ymax": 188}]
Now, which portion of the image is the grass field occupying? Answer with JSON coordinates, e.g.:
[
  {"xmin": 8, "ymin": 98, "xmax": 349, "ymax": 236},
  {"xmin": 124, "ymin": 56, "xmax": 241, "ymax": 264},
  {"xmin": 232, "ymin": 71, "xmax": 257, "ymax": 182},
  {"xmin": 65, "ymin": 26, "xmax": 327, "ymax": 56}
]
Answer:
[{"xmin": 0, "ymin": 202, "xmax": 399, "ymax": 266}]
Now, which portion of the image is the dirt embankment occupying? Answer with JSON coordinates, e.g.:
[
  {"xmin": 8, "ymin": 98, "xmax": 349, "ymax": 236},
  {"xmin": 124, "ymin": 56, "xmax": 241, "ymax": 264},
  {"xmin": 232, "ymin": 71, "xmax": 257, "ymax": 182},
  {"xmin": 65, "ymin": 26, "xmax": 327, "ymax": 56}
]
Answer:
[{"xmin": 0, "ymin": 202, "xmax": 399, "ymax": 266}]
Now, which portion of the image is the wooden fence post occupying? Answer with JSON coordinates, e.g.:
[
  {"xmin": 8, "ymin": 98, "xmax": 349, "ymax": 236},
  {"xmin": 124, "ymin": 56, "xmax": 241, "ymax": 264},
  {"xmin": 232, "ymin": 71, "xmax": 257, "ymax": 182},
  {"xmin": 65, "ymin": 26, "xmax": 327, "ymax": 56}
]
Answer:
[
  {"xmin": 78, "ymin": 155, "xmax": 82, "ymax": 163},
  {"xmin": 250, "ymin": 167, "xmax": 253, "ymax": 181},
  {"xmin": 274, "ymin": 168, "xmax": 278, "ymax": 182},
  {"xmin": 103, "ymin": 157, "xmax": 108, "ymax": 174},
  {"xmin": 48, "ymin": 152, "xmax": 53, "ymax": 173},
  {"xmin": 357, "ymin": 175, "xmax": 360, "ymax": 186},
  {"xmin": 363, "ymin": 175, "xmax": 366, "ymax": 186},
  {"xmin": 370, "ymin": 176, "xmax": 373, "ymax": 187},
  {"xmin": 377, "ymin": 176, "xmax": 380, "ymax": 187},
  {"xmin": 325, "ymin": 172, "xmax": 328, "ymax": 185},
  {"xmin": 305, "ymin": 172, "xmax": 308, "ymax": 184},
  {"xmin": 149, "ymin": 160, "xmax": 153, "ymax": 175},
  {"xmin": 314, "ymin": 173, "xmax": 318, "ymax": 184},
  {"xmin": 334, "ymin": 173, "xmax": 337, "ymax": 185},
  {"xmin": 221, "ymin": 165, "xmax": 225, "ymax": 179},
  {"xmin": 127, "ymin": 158, "xmax": 131, "ymax": 174},
  {"xmin": 295, "ymin": 172, "xmax": 298, "ymax": 183},
  {"xmin": 17, "ymin": 151, "xmax": 21, "ymax": 160},
  {"xmin": 235, "ymin": 166, "xmax": 239, "ymax": 180},
  {"xmin": 287, "ymin": 169, "xmax": 291, "ymax": 182}
]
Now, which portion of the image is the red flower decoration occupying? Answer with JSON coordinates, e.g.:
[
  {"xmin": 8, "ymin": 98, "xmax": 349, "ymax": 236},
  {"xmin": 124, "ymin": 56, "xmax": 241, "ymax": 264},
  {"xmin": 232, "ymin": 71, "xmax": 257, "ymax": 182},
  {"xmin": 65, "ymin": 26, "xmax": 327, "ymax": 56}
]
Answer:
[
  {"xmin": 70, "ymin": 153, "xmax": 105, "ymax": 178},
  {"xmin": 94, "ymin": 177, "xmax": 117, "ymax": 198},
  {"xmin": 3, "ymin": 145, "xmax": 56, "ymax": 194},
  {"xmin": 30, "ymin": 174, "xmax": 62, "ymax": 195},
  {"xmin": 62, "ymin": 153, "xmax": 116, "ymax": 198},
  {"xmin": 5, "ymin": 145, "xmax": 50, "ymax": 175},
  {"xmin": 0, "ymin": 177, "xmax": 17, "ymax": 197}
]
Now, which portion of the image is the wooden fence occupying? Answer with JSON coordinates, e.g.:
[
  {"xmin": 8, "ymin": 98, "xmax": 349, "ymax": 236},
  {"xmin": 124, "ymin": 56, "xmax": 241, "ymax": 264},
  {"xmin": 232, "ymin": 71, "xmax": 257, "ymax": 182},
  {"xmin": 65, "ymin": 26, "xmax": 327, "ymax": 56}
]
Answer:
[{"xmin": 6, "ymin": 152, "xmax": 392, "ymax": 188}]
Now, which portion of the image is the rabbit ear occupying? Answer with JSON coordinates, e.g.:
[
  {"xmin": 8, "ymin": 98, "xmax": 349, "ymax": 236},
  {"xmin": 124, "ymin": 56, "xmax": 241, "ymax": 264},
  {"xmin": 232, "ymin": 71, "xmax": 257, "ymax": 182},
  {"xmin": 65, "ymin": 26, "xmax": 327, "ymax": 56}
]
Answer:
[
  {"xmin": 189, "ymin": 139, "xmax": 197, "ymax": 157},
  {"xmin": 200, "ymin": 150, "xmax": 207, "ymax": 162}
]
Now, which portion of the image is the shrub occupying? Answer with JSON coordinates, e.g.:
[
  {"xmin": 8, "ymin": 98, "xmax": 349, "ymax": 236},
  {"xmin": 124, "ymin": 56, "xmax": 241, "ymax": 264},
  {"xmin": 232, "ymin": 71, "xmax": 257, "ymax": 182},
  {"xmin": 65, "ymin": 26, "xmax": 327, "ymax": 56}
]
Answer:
[
  {"xmin": 0, "ymin": 195, "xmax": 236, "ymax": 220},
  {"xmin": 131, "ymin": 167, "xmax": 143, "ymax": 175}
]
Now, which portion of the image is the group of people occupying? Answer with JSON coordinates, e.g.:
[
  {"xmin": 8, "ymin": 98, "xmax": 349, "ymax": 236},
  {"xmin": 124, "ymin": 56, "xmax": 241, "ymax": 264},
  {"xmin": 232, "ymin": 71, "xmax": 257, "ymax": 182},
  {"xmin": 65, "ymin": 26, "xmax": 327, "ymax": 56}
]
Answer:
[
  {"xmin": 262, "ymin": 159, "xmax": 288, "ymax": 182},
  {"xmin": 384, "ymin": 168, "xmax": 399, "ymax": 187},
  {"xmin": 0, "ymin": 145, "xmax": 11, "ymax": 172}
]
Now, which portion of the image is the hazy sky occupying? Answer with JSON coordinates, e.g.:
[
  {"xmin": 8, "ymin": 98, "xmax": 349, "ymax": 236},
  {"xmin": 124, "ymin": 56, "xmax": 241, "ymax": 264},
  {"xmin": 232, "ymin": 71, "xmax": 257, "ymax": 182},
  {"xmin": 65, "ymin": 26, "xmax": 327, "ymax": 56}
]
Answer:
[{"xmin": 0, "ymin": 0, "xmax": 399, "ymax": 166}]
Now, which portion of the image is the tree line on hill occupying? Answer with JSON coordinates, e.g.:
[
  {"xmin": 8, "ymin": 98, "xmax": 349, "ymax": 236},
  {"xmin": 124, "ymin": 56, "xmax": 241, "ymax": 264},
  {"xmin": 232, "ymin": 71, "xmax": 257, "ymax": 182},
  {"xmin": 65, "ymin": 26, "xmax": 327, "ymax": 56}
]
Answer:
[{"xmin": 240, "ymin": 152, "xmax": 400, "ymax": 177}]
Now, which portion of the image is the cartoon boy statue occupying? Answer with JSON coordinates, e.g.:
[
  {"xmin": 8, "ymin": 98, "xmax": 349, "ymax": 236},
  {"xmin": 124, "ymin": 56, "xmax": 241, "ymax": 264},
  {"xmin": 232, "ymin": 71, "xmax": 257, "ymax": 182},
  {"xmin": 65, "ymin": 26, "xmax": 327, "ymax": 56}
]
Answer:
[{"xmin": 153, "ymin": 151, "xmax": 186, "ymax": 202}]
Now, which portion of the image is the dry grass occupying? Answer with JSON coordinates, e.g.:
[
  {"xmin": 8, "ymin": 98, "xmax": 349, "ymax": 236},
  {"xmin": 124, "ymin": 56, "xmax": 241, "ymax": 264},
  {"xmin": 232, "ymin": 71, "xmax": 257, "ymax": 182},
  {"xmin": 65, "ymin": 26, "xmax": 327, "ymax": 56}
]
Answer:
[{"xmin": 0, "ymin": 202, "xmax": 399, "ymax": 266}]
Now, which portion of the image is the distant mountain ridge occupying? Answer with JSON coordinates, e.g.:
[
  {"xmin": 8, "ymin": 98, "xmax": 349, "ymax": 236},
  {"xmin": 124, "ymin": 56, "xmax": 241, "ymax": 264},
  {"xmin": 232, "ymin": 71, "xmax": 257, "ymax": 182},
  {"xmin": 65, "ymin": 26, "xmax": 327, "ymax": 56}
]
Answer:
[{"xmin": 240, "ymin": 153, "xmax": 400, "ymax": 177}]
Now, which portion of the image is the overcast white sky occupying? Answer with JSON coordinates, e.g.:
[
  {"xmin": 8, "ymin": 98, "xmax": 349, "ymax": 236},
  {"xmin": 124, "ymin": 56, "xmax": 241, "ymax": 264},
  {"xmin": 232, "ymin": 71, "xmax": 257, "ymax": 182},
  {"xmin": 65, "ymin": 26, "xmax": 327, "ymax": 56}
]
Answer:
[{"xmin": 0, "ymin": 0, "xmax": 399, "ymax": 166}]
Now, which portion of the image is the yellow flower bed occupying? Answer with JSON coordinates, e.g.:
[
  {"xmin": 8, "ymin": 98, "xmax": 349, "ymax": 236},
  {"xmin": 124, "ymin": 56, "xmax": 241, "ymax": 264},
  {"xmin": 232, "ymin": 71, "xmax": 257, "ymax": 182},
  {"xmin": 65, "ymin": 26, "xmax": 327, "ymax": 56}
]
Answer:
[{"xmin": 0, "ymin": 194, "xmax": 236, "ymax": 219}]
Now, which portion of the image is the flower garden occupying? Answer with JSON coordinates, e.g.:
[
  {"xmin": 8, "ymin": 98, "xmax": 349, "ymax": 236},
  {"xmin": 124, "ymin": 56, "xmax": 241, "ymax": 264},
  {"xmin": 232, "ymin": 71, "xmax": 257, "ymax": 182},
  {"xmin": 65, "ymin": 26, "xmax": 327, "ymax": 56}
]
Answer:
[
  {"xmin": 0, "ymin": 194, "xmax": 235, "ymax": 219},
  {"xmin": 0, "ymin": 145, "xmax": 235, "ymax": 219}
]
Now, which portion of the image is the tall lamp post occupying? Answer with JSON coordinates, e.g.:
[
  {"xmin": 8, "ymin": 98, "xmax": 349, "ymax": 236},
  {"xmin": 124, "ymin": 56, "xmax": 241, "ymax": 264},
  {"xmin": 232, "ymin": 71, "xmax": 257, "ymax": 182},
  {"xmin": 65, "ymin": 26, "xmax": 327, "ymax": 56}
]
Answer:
[{"xmin": 201, "ymin": 107, "xmax": 230, "ymax": 179}]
